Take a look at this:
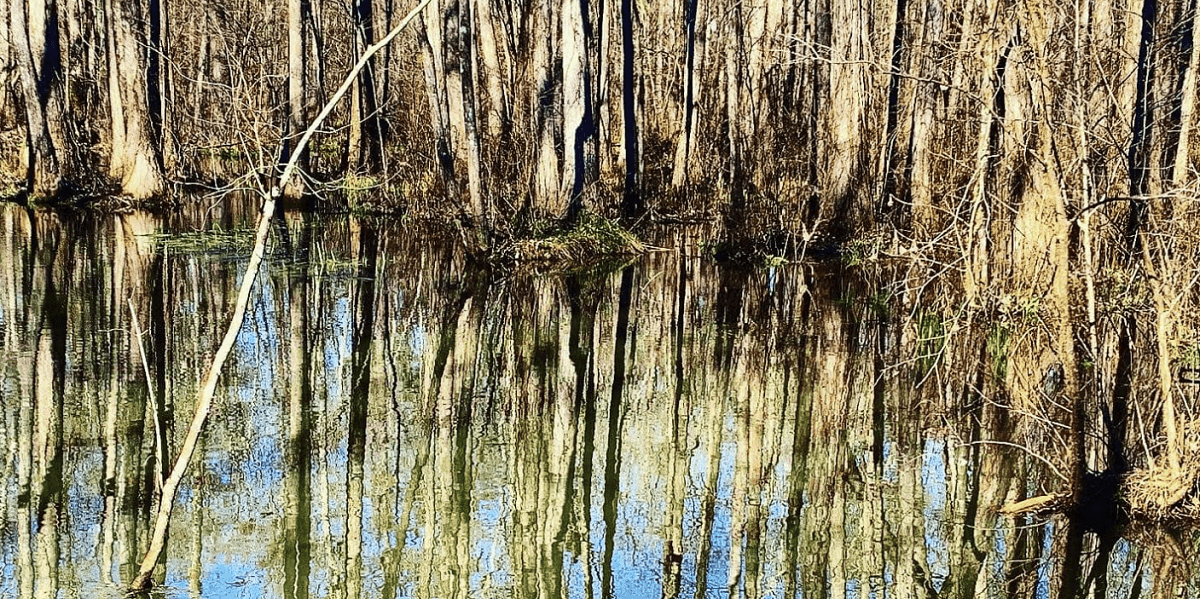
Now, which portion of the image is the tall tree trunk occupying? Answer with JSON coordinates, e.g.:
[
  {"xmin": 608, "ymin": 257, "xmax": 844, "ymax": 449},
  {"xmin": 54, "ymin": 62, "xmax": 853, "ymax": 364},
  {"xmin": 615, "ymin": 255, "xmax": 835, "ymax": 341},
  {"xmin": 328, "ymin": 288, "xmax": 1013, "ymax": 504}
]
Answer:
[
  {"xmin": 1, "ymin": 0, "xmax": 9, "ymax": 115},
  {"xmin": 474, "ymin": 0, "xmax": 505, "ymax": 137},
  {"xmin": 877, "ymin": 0, "xmax": 907, "ymax": 211},
  {"xmin": 441, "ymin": 0, "xmax": 481, "ymax": 217},
  {"xmin": 149, "ymin": 0, "xmax": 175, "ymax": 172},
  {"xmin": 619, "ymin": 0, "xmax": 639, "ymax": 216},
  {"xmin": 1128, "ymin": 0, "xmax": 1157, "ymax": 201},
  {"xmin": 823, "ymin": 0, "xmax": 871, "ymax": 233},
  {"xmin": 108, "ymin": 0, "xmax": 164, "ymax": 199},
  {"xmin": 904, "ymin": 1, "xmax": 938, "ymax": 239},
  {"xmin": 456, "ymin": 0, "xmax": 484, "ymax": 223},
  {"xmin": 10, "ymin": 0, "xmax": 63, "ymax": 196},
  {"xmin": 530, "ymin": 0, "xmax": 560, "ymax": 212},
  {"xmin": 594, "ymin": 0, "xmax": 612, "ymax": 180},
  {"xmin": 562, "ymin": 0, "xmax": 594, "ymax": 218},
  {"xmin": 417, "ymin": 0, "xmax": 455, "ymax": 186},
  {"xmin": 284, "ymin": 0, "xmax": 309, "ymax": 194},
  {"xmin": 724, "ymin": 2, "xmax": 745, "ymax": 221},
  {"xmin": 1173, "ymin": 2, "xmax": 1200, "ymax": 184},
  {"xmin": 963, "ymin": 1, "xmax": 1005, "ymax": 303},
  {"xmin": 349, "ymin": 0, "xmax": 384, "ymax": 172},
  {"xmin": 670, "ymin": 0, "xmax": 704, "ymax": 188}
]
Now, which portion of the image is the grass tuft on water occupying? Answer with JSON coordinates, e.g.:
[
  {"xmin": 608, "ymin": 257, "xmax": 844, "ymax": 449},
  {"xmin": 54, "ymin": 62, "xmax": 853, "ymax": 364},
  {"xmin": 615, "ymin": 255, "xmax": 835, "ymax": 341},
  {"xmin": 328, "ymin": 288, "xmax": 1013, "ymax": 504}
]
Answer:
[
  {"xmin": 510, "ymin": 214, "xmax": 644, "ymax": 263},
  {"xmin": 144, "ymin": 228, "xmax": 256, "ymax": 255}
]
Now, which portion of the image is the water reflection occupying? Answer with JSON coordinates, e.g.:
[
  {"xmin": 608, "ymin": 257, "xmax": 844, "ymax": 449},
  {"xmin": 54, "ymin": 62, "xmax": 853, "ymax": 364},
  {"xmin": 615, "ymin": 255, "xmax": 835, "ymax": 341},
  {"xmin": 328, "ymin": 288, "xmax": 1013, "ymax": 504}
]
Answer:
[{"xmin": 0, "ymin": 203, "xmax": 1197, "ymax": 599}]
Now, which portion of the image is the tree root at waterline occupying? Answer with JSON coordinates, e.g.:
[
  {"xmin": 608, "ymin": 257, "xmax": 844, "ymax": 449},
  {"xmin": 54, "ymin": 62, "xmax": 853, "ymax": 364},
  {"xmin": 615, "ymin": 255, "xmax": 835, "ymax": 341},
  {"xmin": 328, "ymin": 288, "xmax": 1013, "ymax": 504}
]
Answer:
[{"xmin": 1120, "ymin": 421, "xmax": 1200, "ymax": 522}]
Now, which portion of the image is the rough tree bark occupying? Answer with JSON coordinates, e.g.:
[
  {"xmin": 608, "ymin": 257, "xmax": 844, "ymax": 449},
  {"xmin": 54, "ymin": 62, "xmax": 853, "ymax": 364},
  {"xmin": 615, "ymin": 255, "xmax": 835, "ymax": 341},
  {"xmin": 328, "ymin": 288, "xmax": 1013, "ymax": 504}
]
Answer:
[
  {"xmin": 10, "ymin": 0, "xmax": 64, "ymax": 196},
  {"xmin": 670, "ymin": 0, "xmax": 704, "ymax": 189},
  {"xmin": 562, "ymin": 0, "xmax": 594, "ymax": 217},
  {"xmin": 348, "ymin": 0, "xmax": 384, "ymax": 172},
  {"xmin": 417, "ymin": 0, "xmax": 454, "ymax": 185},
  {"xmin": 0, "ymin": 0, "xmax": 9, "ymax": 122},
  {"xmin": 474, "ymin": 0, "xmax": 505, "ymax": 137},
  {"xmin": 619, "ymin": 0, "xmax": 639, "ymax": 216},
  {"xmin": 1173, "ymin": 1, "xmax": 1200, "ymax": 184},
  {"xmin": 723, "ymin": 0, "xmax": 745, "ymax": 220},
  {"xmin": 822, "ymin": 0, "xmax": 872, "ymax": 233},
  {"xmin": 530, "ymin": 0, "xmax": 560, "ymax": 212},
  {"xmin": 108, "ymin": 0, "xmax": 165, "ymax": 199},
  {"xmin": 453, "ymin": 0, "xmax": 484, "ymax": 221},
  {"xmin": 284, "ymin": 0, "xmax": 309, "ymax": 195}
]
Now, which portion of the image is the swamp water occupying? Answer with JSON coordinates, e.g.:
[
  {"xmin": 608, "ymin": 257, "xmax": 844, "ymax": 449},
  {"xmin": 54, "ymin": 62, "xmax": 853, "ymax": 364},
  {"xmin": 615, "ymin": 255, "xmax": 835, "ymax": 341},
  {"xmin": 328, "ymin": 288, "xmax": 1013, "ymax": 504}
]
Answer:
[{"xmin": 0, "ymin": 201, "xmax": 1195, "ymax": 599}]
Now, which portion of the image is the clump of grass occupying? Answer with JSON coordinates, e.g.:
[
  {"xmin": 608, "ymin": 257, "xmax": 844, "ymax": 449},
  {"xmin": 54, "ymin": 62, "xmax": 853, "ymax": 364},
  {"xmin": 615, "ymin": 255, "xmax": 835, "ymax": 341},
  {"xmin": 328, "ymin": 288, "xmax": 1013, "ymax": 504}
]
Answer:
[
  {"xmin": 512, "ymin": 214, "xmax": 644, "ymax": 263},
  {"xmin": 144, "ymin": 227, "xmax": 255, "ymax": 255},
  {"xmin": 332, "ymin": 173, "xmax": 388, "ymax": 214}
]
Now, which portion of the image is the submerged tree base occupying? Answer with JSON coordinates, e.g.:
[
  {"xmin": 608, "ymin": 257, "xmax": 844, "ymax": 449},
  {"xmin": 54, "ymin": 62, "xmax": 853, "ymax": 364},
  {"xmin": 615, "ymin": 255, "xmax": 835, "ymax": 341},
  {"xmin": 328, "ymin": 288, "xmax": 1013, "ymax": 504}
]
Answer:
[
  {"xmin": 1122, "ymin": 467, "xmax": 1200, "ymax": 521},
  {"xmin": 1003, "ymin": 424, "xmax": 1200, "ymax": 524},
  {"xmin": 1121, "ymin": 421, "xmax": 1200, "ymax": 521}
]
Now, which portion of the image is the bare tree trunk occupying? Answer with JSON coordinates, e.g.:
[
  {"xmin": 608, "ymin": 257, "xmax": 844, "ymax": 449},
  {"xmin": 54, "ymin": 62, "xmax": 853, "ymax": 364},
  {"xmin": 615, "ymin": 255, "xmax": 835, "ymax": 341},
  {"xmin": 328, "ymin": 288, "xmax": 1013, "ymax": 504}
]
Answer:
[
  {"xmin": 742, "ymin": 0, "xmax": 767, "ymax": 189},
  {"xmin": 619, "ymin": 0, "xmax": 639, "ymax": 216},
  {"xmin": 904, "ymin": 2, "xmax": 939, "ymax": 239},
  {"xmin": 108, "ymin": 0, "xmax": 164, "ymax": 199},
  {"xmin": 822, "ymin": 0, "xmax": 872, "ymax": 232},
  {"xmin": 10, "ymin": 0, "xmax": 63, "ymax": 196},
  {"xmin": 724, "ymin": 4, "xmax": 745, "ymax": 219},
  {"xmin": 149, "ymin": 0, "xmax": 175, "ymax": 173},
  {"xmin": 417, "ymin": 0, "xmax": 454, "ymax": 186},
  {"xmin": 530, "ymin": 0, "xmax": 560, "ymax": 212},
  {"xmin": 594, "ymin": 0, "xmax": 612, "ymax": 180},
  {"xmin": 439, "ymin": 0, "xmax": 481, "ymax": 217},
  {"xmin": 456, "ymin": 0, "xmax": 484, "ymax": 221},
  {"xmin": 670, "ymin": 0, "xmax": 704, "ymax": 188},
  {"xmin": 1139, "ymin": 229, "xmax": 1183, "ymax": 473},
  {"xmin": 348, "ymin": 0, "xmax": 383, "ymax": 172},
  {"xmin": 1174, "ymin": 2, "xmax": 1200, "ymax": 184},
  {"xmin": 877, "ymin": 0, "xmax": 906, "ymax": 206},
  {"xmin": 562, "ymin": 0, "xmax": 594, "ymax": 218},
  {"xmin": 474, "ymin": 0, "xmax": 505, "ymax": 137},
  {"xmin": 284, "ymin": 0, "xmax": 309, "ymax": 195},
  {"xmin": 1128, "ymin": 0, "xmax": 1157, "ymax": 200},
  {"xmin": 963, "ymin": 0, "xmax": 1004, "ymax": 303}
]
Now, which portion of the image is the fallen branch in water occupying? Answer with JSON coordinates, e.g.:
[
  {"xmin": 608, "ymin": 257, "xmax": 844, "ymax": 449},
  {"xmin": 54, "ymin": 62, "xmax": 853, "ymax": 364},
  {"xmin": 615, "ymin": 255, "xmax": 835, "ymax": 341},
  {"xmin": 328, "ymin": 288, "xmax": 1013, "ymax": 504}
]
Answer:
[
  {"xmin": 128, "ymin": 0, "xmax": 432, "ymax": 589},
  {"xmin": 999, "ymin": 493, "xmax": 1069, "ymax": 516}
]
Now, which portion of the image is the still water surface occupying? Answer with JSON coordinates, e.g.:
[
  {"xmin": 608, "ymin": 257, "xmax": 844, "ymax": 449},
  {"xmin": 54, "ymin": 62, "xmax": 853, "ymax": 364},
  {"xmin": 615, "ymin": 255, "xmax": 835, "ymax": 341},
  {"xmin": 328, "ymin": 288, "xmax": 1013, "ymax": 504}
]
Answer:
[{"xmin": 0, "ymin": 201, "xmax": 1193, "ymax": 598}]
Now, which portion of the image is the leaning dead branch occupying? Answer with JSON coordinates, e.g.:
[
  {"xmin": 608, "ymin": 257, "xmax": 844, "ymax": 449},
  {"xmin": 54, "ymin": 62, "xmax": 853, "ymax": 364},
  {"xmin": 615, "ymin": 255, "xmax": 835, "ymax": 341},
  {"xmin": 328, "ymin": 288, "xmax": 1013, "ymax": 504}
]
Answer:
[{"xmin": 128, "ymin": 0, "xmax": 433, "ymax": 589}]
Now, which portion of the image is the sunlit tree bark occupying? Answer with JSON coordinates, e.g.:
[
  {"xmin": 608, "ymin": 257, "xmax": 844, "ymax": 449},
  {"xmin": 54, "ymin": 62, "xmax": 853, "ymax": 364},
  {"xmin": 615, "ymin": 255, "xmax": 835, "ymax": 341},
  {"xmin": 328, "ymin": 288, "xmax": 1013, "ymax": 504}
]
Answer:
[
  {"xmin": 449, "ymin": 0, "xmax": 484, "ymax": 220},
  {"xmin": 474, "ymin": 0, "xmax": 505, "ymax": 138},
  {"xmin": 1173, "ymin": 2, "xmax": 1200, "ymax": 184},
  {"xmin": 9, "ymin": 0, "xmax": 66, "ymax": 196},
  {"xmin": 284, "ymin": 0, "xmax": 309, "ymax": 194},
  {"xmin": 669, "ymin": 0, "xmax": 704, "ymax": 189},
  {"xmin": 822, "ymin": 0, "xmax": 873, "ymax": 232},
  {"xmin": 107, "ymin": 0, "xmax": 164, "ymax": 199},
  {"xmin": 561, "ymin": 0, "xmax": 594, "ymax": 216}
]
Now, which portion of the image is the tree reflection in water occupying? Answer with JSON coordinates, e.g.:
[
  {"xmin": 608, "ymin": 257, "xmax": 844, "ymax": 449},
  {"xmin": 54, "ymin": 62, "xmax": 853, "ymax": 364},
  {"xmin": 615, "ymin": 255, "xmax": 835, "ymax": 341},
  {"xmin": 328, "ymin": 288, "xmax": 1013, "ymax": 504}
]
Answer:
[{"xmin": 0, "ymin": 202, "xmax": 1198, "ymax": 599}]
